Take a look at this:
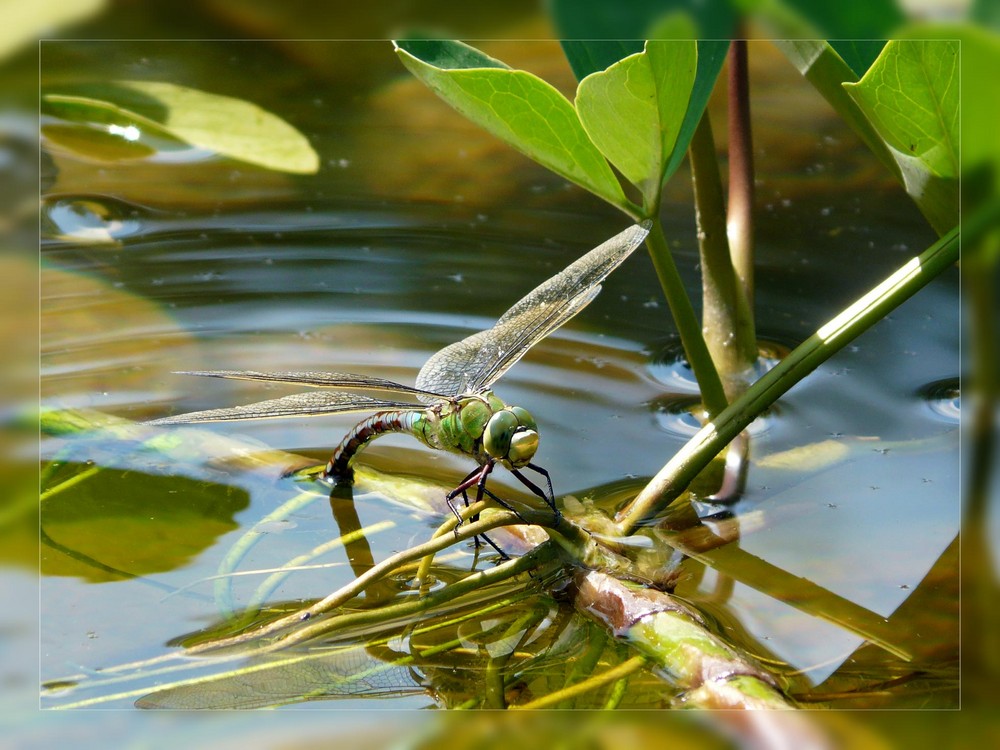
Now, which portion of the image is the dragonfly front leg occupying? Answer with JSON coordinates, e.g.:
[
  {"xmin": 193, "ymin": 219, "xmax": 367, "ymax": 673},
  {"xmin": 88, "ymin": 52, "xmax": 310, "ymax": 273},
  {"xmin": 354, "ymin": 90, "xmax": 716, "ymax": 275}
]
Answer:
[
  {"xmin": 446, "ymin": 464, "xmax": 490, "ymax": 527},
  {"xmin": 444, "ymin": 461, "xmax": 525, "ymax": 524},
  {"xmin": 511, "ymin": 463, "xmax": 559, "ymax": 517}
]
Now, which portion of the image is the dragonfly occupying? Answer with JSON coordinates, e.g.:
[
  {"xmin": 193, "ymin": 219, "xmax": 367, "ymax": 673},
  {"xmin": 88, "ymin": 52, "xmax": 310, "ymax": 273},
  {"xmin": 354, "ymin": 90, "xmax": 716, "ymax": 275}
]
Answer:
[{"xmin": 149, "ymin": 221, "xmax": 651, "ymax": 551}]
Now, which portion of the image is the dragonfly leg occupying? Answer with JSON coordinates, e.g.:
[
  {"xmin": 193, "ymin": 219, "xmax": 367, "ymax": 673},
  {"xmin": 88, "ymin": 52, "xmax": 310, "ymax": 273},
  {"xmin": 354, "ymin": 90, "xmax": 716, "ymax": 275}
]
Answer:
[
  {"xmin": 478, "ymin": 484, "xmax": 527, "ymax": 523},
  {"xmin": 446, "ymin": 464, "xmax": 492, "ymax": 530},
  {"xmin": 471, "ymin": 467, "xmax": 511, "ymax": 561},
  {"xmin": 512, "ymin": 463, "xmax": 560, "ymax": 517}
]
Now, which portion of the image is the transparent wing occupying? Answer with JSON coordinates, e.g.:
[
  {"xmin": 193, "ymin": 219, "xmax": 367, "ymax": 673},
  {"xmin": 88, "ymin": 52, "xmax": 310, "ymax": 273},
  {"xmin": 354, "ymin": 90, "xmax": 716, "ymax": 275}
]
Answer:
[
  {"xmin": 415, "ymin": 221, "xmax": 650, "ymax": 395},
  {"xmin": 147, "ymin": 390, "xmax": 423, "ymax": 425},
  {"xmin": 175, "ymin": 370, "xmax": 449, "ymax": 399}
]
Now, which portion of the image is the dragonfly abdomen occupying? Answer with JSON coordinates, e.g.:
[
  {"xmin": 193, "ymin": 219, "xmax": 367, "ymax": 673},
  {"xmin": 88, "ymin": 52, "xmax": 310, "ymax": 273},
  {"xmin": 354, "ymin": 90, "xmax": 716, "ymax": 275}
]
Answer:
[{"xmin": 323, "ymin": 409, "xmax": 426, "ymax": 483}]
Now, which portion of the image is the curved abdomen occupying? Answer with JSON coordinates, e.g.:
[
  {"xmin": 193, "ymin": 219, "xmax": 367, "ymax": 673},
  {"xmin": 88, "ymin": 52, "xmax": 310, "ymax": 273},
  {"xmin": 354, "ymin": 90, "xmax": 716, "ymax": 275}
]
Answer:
[{"xmin": 323, "ymin": 410, "xmax": 423, "ymax": 483}]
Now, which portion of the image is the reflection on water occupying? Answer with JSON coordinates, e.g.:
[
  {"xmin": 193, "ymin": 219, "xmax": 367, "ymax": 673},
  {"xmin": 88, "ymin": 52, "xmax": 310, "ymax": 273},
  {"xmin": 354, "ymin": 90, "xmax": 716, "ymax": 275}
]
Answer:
[{"xmin": 38, "ymin": 39, "xmax": 958, "ymax": 711}]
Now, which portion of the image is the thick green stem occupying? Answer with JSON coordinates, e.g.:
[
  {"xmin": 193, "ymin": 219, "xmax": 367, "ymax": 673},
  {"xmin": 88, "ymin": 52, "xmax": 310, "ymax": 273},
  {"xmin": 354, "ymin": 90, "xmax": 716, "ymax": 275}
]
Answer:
[
  {"xmin": 617, "ymin": 225, "xmax": 960, "ymax": 533},
  {"xmin": 643, "ymin": 217, "xmax": 729, "ymax": 417},
  {"xmin": 689, "ymin": 112, "xmax": 756, "ymax": 388}
]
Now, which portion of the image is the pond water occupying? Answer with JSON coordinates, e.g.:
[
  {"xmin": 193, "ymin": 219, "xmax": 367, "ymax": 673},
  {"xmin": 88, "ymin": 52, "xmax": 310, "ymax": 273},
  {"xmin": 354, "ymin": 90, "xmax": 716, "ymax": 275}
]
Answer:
[{"xmin": 39, "ymin": 40, "xmax": 958, "ymax": 710}]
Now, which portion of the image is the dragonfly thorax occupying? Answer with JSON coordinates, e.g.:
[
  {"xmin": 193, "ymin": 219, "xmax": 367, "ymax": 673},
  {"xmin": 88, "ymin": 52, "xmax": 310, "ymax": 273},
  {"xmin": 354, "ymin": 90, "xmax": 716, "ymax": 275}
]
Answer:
[{"xmin": 426, "ymin": 391, "xmax": 538, "ymax": 470}]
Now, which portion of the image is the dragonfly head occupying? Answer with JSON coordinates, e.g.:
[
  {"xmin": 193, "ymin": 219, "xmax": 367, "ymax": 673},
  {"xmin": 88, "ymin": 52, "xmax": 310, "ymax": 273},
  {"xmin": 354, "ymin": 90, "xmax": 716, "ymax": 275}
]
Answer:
[{"xmin": 483, "ymin": 406, "xmax": 538, "ymax": 468}]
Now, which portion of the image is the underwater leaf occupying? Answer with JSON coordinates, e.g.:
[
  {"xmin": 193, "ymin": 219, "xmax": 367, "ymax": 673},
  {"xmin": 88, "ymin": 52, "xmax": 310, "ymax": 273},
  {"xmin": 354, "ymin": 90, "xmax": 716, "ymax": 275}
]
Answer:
[
  {"xmin": 42, "ymin": 80, "xmax": 319, "ymax": 174},
  {"xmin": 576, "ymin": 41, "xmax": 696, "ymax": 202},
  {"xmin": 843, "ymin": 40, "xmax": 959, "ymax": 233},
  {"xmin": 41, "ymin": 465, "xmax": 247, "ymax": 582},
  {"xmin": 394, "ymin": 39, "xmax": 633, "ymax": 212}
]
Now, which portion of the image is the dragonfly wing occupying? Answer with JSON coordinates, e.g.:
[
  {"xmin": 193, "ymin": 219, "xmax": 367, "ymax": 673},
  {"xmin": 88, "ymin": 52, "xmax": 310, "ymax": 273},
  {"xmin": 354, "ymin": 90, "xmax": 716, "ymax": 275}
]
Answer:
[
  {"xmin": 175, "ymin": 370, "xmax": 448, "ymax": 399},
  {"xmin": 414, "ymin": 330, "xmax": 492, "ymax": 398},
  {"xmin": 415, "ymin": 221, "xmax": 650, "ymax": 395},
  {"xmin": 416, "ymin": 289, "xmax": 599, "ymax": 396},
  {"xmin": 147, "ymin": 391, "xmax": 423, "ymax": 425}
]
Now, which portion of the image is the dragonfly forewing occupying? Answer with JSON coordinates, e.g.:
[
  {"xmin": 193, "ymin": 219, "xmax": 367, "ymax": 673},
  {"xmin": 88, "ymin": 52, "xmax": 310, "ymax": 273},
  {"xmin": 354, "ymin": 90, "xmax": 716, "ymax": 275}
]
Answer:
[
  {"xmin": 147, "ymin": 390, "xmax": 425, "ymax": 425},
  {"xmin": 175, "ymin": 370, "xmax": 449, "ymax": 399},
  {"xmin": 413, "ymin": 221, "xmax": 650, "ymax": 397}
]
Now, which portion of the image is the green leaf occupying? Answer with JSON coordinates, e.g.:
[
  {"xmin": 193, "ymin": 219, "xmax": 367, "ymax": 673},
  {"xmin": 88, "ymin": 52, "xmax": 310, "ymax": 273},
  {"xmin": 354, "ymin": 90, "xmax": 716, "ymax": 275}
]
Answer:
[
  {"xmin": 42, "ymin": 80, "xmax": 319, "ymax": 174},
  {"xmin": 394, "ymin": 40, "xmax": 633, "ymax": 212},
  {"xmin": 844, "ymin": 40, "xmax": 959, "ymax": 233},
  {"xmin": 895, "ymin": 24, "xmax": 1000, "ymax": 208},
  {"xmin": 775, "ymin": 41, "xmax": 900, "ymax": 179},
  {"xmin": 661, "ymin": 40, "xmax": 728, "ymax": 183},
  {"xmin": 576, "ymin": 41, "xmax": 696, "ymax": 203}
]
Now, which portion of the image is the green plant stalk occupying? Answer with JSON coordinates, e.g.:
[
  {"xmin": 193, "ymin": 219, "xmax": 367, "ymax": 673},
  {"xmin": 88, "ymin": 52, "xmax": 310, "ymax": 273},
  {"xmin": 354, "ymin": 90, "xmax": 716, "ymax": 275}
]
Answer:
[
  {"xmin": 688, "ymin": 112, "xmax": 757, "ymax": 388},
  {"xmin": 617, "ymin": 224, "xmax": 960, "ymax": 533},
  {"xmin": 644, "ymin": 217, "xmax": 729, "ymax": 417},
  {"xmin": 511, "ymin": 655, "xmax": 648, "ymax": 710},
  {"xmin": 242, "ymin": 519, "xmax": 397, "ymax": 620},
  {"xmin": 269, "ymin": 544, "xmax": 563, "ymax": 651},
  {"xmin": 726, "ymin": 40, "xmax": 757, "ymax": 322},
  {"xmin": 183, "ymin": 511, "xmax": 560, "ymax": 655}
]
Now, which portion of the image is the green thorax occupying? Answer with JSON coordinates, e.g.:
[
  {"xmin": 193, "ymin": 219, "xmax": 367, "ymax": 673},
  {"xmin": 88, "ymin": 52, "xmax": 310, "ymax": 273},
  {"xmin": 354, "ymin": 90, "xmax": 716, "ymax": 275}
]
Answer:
[
  {"xmin": 412, "ymin": 391, "xmax": 505, "ymax": 461},
  {"xmin": 411, "ymin": 391, "xmax": 538, "ymax": 469}
]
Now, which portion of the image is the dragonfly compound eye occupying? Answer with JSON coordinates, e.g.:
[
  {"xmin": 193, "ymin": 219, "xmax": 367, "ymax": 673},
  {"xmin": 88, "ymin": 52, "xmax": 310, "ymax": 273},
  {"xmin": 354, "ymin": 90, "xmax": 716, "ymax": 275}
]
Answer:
[
  {"xmin": 506, "ymin": 429, "xmax": 538, "ymax": 467},
  {"xmin": 509, "ymin": 406, "xmax": 537, "ymax": 433},
  {"xmin": 484, "ymin": 408, "xmax": 538, "ymax": 467},
  {"xmin": 483, "ymin": 410, "xmax": 519, "ymax": 459}
]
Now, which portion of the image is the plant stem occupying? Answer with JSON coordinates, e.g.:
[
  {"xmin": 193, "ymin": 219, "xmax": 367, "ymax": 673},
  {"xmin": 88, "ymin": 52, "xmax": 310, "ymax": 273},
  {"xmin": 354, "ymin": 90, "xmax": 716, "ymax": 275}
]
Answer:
[
  {"xmin": 617, "ymin": 225, "xmax": 960, "ymax": 533},
  {"xmin": 643, "ymin": 217, "xmax": 729, "ymax": 417},
  {"xmin": 727, "ymin": 40, "xmax": 756, "ymax": 313},
  {"xmin": 270, "ymin": 544, "xmax": 561, "ymax": 650},
  {"xmin": 511, "ymin": 655, "xmax": 648, "ymax": 709},
  {"xmin": 688, "ymin": 111, "xmax": 756, "ymax": 387}
]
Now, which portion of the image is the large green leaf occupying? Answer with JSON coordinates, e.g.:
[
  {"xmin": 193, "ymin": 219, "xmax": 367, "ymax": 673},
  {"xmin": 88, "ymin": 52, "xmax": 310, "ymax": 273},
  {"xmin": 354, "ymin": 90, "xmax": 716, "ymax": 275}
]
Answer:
[
  {"xmin": 394, "ymin": 40, "xmax": 633, "ymax": 212},
  {"xmin": 844, "ymin": 40, "xmax": 959, "ymax": 233},
  {"xmin": 42, "ymin": 80, "xmax": 319, "ymax": 174},
  {"xmin": 576, "ymin": 41, "xmax": 696, "ymax": 203},
  {"xmin": 775, "ymin": 41, "xmax": 899, "ymax": 180}
]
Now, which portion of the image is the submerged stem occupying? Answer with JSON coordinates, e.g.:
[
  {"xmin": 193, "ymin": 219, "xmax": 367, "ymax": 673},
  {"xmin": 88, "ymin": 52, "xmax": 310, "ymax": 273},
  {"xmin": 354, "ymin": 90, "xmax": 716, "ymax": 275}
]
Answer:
[{"xmin": 617, "ymin": 225, "xmax": 960, "ymax": 533}]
